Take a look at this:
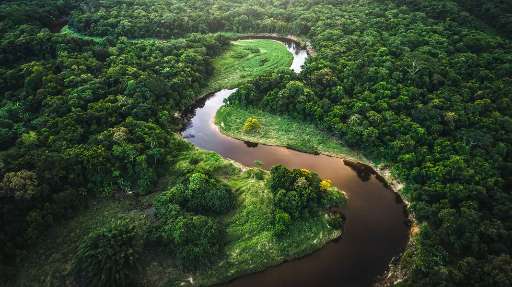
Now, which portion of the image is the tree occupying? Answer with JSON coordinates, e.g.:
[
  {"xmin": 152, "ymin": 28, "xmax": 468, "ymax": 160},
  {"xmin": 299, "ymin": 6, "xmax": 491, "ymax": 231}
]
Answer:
[
  {"xmin": 157, "ymin": 172, "xmax": 235, "ymax": 215},
  {"xmin": 242, "ymin": 116, "xmax": 261, "ymax": 133},
  {"xmin": 1, "ymin": 170, "xmax": 39, "ymax": 200},
  {"xmin": 163, "ymin": 214, "xmax": 224, "ymax": 270},
  {"xmin": 72, "ymin": 218, "xmax": 143, "ymax": 287}
]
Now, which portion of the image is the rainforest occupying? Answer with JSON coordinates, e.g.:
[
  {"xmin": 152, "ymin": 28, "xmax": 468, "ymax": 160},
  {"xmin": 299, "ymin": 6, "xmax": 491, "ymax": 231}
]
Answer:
[{"xmin": 1, "ymin": 0, "xmax": 511, "ymax": 286}]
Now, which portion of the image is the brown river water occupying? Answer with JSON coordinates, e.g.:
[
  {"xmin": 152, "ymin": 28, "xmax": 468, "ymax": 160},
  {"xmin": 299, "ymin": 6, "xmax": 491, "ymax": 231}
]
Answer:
[{"xmin": 182, "ymin": 40, "xmax": 409, "ymax": 287}]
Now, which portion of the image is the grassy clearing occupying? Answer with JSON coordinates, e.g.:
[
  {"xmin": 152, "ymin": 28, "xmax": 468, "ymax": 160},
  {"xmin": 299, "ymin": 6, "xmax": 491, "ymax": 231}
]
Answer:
[
  {"xmin": 216, "ymin": 104, "xmax": 366, "ymax": 161},
  {"xmin": 204, "ymin": 39, "xmax": 293, "ymax": 94}
]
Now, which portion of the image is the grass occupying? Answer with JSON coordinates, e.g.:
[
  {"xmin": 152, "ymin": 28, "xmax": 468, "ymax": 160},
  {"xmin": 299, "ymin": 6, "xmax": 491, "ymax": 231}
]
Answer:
[
  {"xmin": 204, "ymin": 39, "xmax": 293, "ymax": 94},
  {"xmin": 216, "ymin": 104, "xmax": 366, "ymax": 161},
  {"xmin": 58, "ymin": 28, "xmax": 292, "ymax": 98}
]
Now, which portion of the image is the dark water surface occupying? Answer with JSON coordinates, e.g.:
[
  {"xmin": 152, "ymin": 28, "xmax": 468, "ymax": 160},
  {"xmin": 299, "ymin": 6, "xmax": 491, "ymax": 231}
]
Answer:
[{"xmin": 182, "ymin": 40, "xmax": 409, "ymax": 287}]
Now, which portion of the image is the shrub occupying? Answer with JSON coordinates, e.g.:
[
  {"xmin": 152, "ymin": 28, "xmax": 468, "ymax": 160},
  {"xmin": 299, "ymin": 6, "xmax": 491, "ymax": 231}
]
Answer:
[
  {"xmin": 268, "ymin": 165, "xmax": 346, "ymax": 223},
  {"xmin": 154, "ymin": 195, "xmax": 184, "ymax": 222},
  {"xmin": 326, "ymin": 212, "xmax": 345, "ymax": 229},
  {"xmin": 163, "ymin": 214, "xmax": 225, "ymax": 270},
  {"xmin": 320, "ymin": 179, "xmax": 333, "ymax": 190},
  {"xmin": 1, "ymin": 170, "xmax": 39, "ymax": 199},
  {"xmin": 160, "ymin": 172, "xmax": 235, "ymax": 215},
  {"xmin": 320, "ymin": 188, "xmax": 347, "ymax": 210},
  {"xmin": 72, "ymin": 218, "xmax": 143, "ymax": 287},
  {"xmin": 273, "ymin": 209, "xmax": 291, "ymax": 237},
  {"xmin": 242, "ymin": 116, "xmax": 261, "ymax": 133},
  {"xmin": 153, "ymin": 193, "xmax": 226, "ymax": 269},
  {"xmin": 268, "ymin": 165, "xmax": 322, "ymax": 218}
]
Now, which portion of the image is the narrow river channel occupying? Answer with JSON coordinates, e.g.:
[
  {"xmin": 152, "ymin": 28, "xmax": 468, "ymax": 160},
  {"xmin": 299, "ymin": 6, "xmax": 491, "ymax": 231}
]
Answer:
[{"xmin": 182, "ymin": 39, "xmax": 410, "ymax": 287}]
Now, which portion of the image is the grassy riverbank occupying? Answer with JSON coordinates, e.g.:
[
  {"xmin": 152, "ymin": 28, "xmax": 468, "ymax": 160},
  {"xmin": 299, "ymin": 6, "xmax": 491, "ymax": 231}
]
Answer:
[
  {"xmin": 205, "ymin": 39, "xmax": 293, "ymax": 94},
  {"xmin": 15, "ymin": 149, "xmax": 342, "ymax": 286},
  {"xmin": 157, "ymin": 150, "xmax": 342, "ymax": 286},
  {"xmin": 216, "ymin": 104, "xmax": 365, "ymax": 161}
]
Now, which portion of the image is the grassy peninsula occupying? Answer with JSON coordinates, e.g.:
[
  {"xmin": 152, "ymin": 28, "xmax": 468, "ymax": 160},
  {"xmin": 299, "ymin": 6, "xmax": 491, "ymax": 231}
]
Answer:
[{"xmin": 205, "ymin": 39, "xmax": 293, "ymax": 93}]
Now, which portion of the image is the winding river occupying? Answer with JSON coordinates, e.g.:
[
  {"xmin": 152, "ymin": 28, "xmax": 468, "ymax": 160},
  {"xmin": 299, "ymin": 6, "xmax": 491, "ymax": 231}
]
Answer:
[{"xmin": 182, "ymin": 40, "xmax": 409, "ymax": 287}]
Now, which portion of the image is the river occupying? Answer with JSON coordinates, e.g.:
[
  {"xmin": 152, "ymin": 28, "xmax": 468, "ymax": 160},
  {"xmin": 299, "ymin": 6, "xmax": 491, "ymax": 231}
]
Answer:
[{"xmin": 182, "ymin": 39, "xmax": 409, "ymax": 287}]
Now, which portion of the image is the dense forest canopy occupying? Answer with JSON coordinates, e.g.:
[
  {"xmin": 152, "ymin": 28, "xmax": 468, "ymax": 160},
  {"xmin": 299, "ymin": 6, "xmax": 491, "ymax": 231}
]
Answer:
[{"xmin": 1, "ymin": 0, "xmax": 512, "ymax": 286}]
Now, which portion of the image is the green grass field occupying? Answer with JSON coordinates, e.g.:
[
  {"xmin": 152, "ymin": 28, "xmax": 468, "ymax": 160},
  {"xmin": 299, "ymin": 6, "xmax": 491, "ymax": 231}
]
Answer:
[
  {"xmin": 216, "ymin": 104, "xmax": 366, "ymax": 162},
  {"xmin": 205, "ymin": 39, "xmax": 293, "ymax": 94}
]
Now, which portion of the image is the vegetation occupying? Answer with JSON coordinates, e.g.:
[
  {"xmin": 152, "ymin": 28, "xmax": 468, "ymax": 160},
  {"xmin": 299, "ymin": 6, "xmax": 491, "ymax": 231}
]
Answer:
[
  {"xmin": 268, "ymin": 165, "xmax": 346, "ymax": 235},
  {"xmin": 157, "ymin": 172, "xmax": 235, "ymax": 215},
  {"xmin": 13, "ymin": 199, "xmax": 146, "ymax": 286},
  {"xmin": 206, "ymin": 39, "xmax": 293, "ymax": 93},
  {"xmin": 2, "ymin": 0, "xmax": 512, "ymax": 286},
  {"xmin": 224, "ymin": 2, "xmax": 512, "ymax": 285},
  {"xmin": 72, "ymin": 217, "xmax": 144, "ymax": 287},
  {"xmin": 216, "ymin": 104, "xmax": 362, "ymax": 158},
  {"xmin": 404, "ymin": 0, "xmax": 512, "ymax": 38},
  {"xmin": 241, "ymin": 116, "xmax": 261, "ymax": 134},
  {"xmin": 12, "ymin": 149, "xmax": 345, "ymax": 286}
]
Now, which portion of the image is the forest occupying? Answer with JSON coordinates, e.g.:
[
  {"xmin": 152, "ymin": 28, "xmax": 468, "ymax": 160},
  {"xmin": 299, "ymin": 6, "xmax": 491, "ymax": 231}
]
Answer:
[{"xmin": 1, "ymin": 0, "xmax": 512, "ymax": 286}]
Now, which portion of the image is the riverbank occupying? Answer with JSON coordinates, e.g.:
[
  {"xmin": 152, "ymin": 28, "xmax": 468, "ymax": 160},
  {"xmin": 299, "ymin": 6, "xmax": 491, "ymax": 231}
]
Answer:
[
  {"xmin": 216, "ymin": 104, "xmax": 363, "ymax": 160},
  {"xmin": 235, "ymin": 33, "xmax": 315, "ymax": 56},
  {"xmin": 14, "ymin": 148, "xmax": 344, "ymax": 287},
  {"xmin": 14, "ymin": 37, "xmax": 347, "ymax": 287},
  {"xmin": 215, "ymin": 104, "xmax": 406, "ymax": 195},
  {"xmin": 168, "ymin": 151, "xmax": 344, "ymax": 286}
]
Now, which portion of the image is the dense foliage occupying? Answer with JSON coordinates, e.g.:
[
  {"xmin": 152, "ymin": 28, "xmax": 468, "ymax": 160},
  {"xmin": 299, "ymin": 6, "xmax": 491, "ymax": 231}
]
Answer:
[
  {"xmin": 158, "ymin": 172, "xmax": 235, "ymax": 215},
  {"xmin": 2, "ymin": 0, "xmax": 512, "ymax": 285},
  {"xmin": 72, "ymin": 217, "xmax": 143, "ymax": 287},
  {"xmin": 0, "ymin": 0, "xmax": 229, "ymax": 279},
  {"xmin": 241, "ymin": 116, "xmax": 261, "ymax": 133},
  {"xmin": 225, "ymin": 1, "xmax": 512, "ymax": 285},
  {"xmin": 268, "ymin": 165, "xmax": 345, "ymax": 235},
  {"xmin": 270, "ymin": 166, "xmax": 323, "ymax": 217},
  {"xmin": 401, "ymin": 0, "xmax": 512, "ymax": 38},
  {"xmin": 151, "ymin": 170, "xmax": 234, "ymax": 269}
]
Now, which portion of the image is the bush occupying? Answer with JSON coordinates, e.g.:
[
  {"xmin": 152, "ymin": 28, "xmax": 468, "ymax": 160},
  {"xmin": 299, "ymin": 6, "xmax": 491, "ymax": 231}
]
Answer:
[
  {"xmin": 268, "ymin": 165, "xmax": 322, "ymax": 218},
  {"xmin": 320, "ymin": 188, "xmax": 347, "ymax": 210},
  {"xmin": 154, "ymin": 197, "xmax": 184, "ymax": 222},
  {"xmin": 162, "ymin": 214, "xmax": 225, "ymax": 270},
  {"xmin": 153, "ymin": 192, "xmax": 226, "ymax": 270},
  {"xmin": 242, "ymin": 116, "xmax": 261, "ymax": 133},
  {"xmin": 326, "ymin": 212, "xmax": 345, "ymax": 229},
  {"xmin": 273, "ymin": 209, "xmax": 291, "ymax": 237},
  {"xmin": 72, "ymin": 218, "xmax": 143, "ymax": 287},
  {"xmin": 161, "ymin": 172, "xmax": 235, "ymax": 215}
]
